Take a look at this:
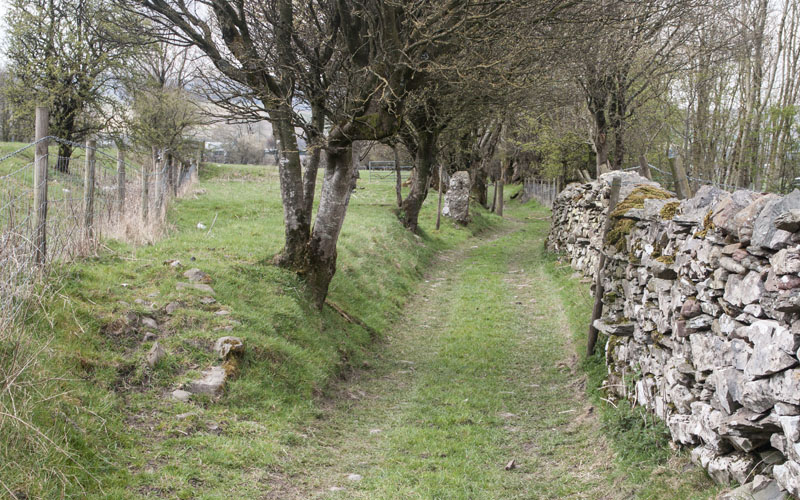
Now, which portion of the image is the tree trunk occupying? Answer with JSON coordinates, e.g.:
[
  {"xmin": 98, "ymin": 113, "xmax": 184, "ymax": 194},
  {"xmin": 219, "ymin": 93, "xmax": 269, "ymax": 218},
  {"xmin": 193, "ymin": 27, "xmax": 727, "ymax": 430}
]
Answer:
[
  {"xmin": 306, "ymin": 143, "xmax": 355, "ymax": 308},
  {"xmin": 470, "ymin": 162, "xmax": 489, "ymax": 207},
  {"xmin": 594, "ymin": 111, "xmax": 610, "ymax": 176},
  {"xmin": 491, "ymin": 178, "xmax": 498, "ymax": 212},
  {"xmin": 272, "ymin": 109, "xmax": 312, "ymax": 270},
  {"xmin": 401, "ymin": 129, "xmax": 437, "ymax": 232},
  {"xmin": 394, "ymin": 145, "xmax": 403, "ymax": 208},
  {"xmin": 55, "ymin": 143, "xmax": 72, "ymax": 174},
  {"xmin": 435, "ymin": 164, "xmax": 443, "ymax": 230},
  {"xmin": 497, "ymin": 163, "xmax": 505, "ymax": 217},
  {"xmin": 301, "ymin": 102, "xmax": 326, "ymax": 220}
]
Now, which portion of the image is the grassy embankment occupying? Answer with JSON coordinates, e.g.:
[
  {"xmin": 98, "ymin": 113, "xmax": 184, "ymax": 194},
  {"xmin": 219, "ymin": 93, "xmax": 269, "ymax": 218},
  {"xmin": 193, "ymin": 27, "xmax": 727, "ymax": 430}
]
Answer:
[{"xmin": 3, "ymin": 159, "xmax": 495, "ymax": 499}]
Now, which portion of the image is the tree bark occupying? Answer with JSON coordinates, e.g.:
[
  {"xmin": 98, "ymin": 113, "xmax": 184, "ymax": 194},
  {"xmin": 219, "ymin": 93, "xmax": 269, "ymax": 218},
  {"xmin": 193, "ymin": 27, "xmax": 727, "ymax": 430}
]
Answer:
[
  {"xmin": 272, "ymin": 108, "xmax": 312, "ymax": 270},
  {"xmin": 401, "ymin": 128, "xmax": 437, "ymax": 232},
  {"xmin": 394, "ymin": 145, "xmax": 403, "ymax": 208},
  {"xmin": 497, "ymin": 163, "xmax": 505, "ymax": 217},
  {"xmin": 471, "ymin": 164, "xmax": 489, "ymax": 208},
  {"xmin": 306, "ymin": 142, "xmax": 355, "ymax": 308}
]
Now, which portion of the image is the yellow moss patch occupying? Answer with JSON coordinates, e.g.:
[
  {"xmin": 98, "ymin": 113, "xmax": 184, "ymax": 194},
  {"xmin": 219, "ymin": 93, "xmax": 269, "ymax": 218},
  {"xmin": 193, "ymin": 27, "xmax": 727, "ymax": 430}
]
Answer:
[
  {"xmin": 655, "ymin": 255, "xmax": 674, "ymax": 265},
  {"xmin": 605, "ymin": 186, "xmax": 673, "ymax": 253},
  {"xmin": 222, "ymin": 357, "xmax": 239, "ymax": 378},
  {"xmin": 694, "ymin": 210, "xmax": 715, "ymax": 239},
  {"xmin": 609, "ymin": 185, "xmax": 673, "ymax": 219},
  {"xmin": 660, "ymin": 201, "xmax": 680, "ymax": 220}
]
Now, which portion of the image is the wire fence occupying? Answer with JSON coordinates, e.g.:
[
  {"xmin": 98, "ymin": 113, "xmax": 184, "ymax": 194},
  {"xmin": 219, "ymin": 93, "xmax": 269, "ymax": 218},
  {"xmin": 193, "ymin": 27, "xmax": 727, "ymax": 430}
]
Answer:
[
  {"xmin": 621, "ymin": 163, "xmax": 740, "ymax": 193},
  {"xmin": 0, "ymin": 132, "xmax": 198, "ymax": 333},
  {"xmin": 362, "ymin": 161, "xmax": 413, "ymax": 184},
  {"xmin": 522, "ymin": 178, "xmax": 559, "ymax": 208}
]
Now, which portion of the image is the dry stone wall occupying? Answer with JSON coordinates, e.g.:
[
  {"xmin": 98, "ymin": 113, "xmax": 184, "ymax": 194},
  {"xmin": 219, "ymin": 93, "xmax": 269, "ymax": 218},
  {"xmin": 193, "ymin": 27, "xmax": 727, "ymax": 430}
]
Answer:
[{"xmin": 548, "ymin": 172, "xmax": 800, "ymax": 498}]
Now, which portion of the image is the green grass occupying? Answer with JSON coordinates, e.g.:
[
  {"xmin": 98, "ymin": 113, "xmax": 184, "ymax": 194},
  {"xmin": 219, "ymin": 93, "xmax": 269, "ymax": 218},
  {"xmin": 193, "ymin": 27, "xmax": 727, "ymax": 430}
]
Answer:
[
  {"xmin": 242, "ymin": 198, "xmax": 719, "ymax": 499},
  {"xmin": 3, "ymin": 163, "xmax": 719, "ymax": 499},
  {"xmin": 510, "ymin": 199, "xmax": 721, "ymax": 499},
  {"xmin": 4, "ymin": 160, "xmax": 498, "ymax": 499}
]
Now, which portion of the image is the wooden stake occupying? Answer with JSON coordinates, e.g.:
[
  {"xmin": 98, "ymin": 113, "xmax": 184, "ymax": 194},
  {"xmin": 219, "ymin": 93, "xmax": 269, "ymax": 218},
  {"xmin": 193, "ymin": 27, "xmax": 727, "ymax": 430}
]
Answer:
[
  {"xmin": 83, "ymin": 139, "xmax": 96, "ymax": 240},
  {"xmin": 670, "ymin": 155, "xmax": 692, "ymax": 200},
  {"xmin": 117, "ymin": 148, "xmax": 125, "ymax": 215},
  {"xmin": 587, "ymin": 175, "xmax": 622, "ymax": 356},
  {"xmin": 638, "ymin": 154, "xmax": 652, "ymax": 180},
  {"xmin": 33, "ymin": 106, "xmax": 49, "ymax": 264}
]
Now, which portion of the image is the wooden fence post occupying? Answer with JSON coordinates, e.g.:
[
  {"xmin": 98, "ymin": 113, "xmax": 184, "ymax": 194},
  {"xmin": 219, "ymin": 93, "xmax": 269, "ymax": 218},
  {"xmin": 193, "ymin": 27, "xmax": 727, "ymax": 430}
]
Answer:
[
  {"xmin": 33, "ymin": 106, "xmax": 49, "ymax": 265},
  {"xmin": 587, "ymin": 175, "xmax": 622, "ymax": 356},
  {"xmin": 83, "ymin": 139, "xmax": 96, "ymax": 240},
  {"xmin": 142, "ymin": 148, "xmax": 151, "ymax": 222},
  {"xmin": 117, "ymin": 148, "xmax": 125, "ymax": 216},
  {"xmin": 155, "ymin": 148, "xmax": 164, "ymax": 214},
  {"xmin": 670, "ymin": 155, "xmax": 692, "ymax": 200},
  {"xmin": 638, "ymin": 154, "xmax": 652, "ymax": 180}
]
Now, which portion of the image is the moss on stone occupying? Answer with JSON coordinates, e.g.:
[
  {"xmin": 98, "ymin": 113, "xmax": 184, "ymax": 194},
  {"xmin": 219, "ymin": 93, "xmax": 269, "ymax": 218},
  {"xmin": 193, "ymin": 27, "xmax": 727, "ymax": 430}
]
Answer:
[
  {"xmin": 660, "ymin": 201, "xmax": 680, "ymax": 220},
  {"xmin": 694, "ymin": 210, "xmax": 715, "ymax": 239},
  {"xmin": 605, "ymin": 186, "xmax": 673, "ymax": 253},
  {"xmin": 606, "ymin": 219, "xmax": 635, "ymax": 252},
  {"xmin": 609, "ymin": 185, "xmax": 673, "ymax": 219},
  {"xmin": 655, "ymin": 255, "xmax": 674, "ymax": 265}
]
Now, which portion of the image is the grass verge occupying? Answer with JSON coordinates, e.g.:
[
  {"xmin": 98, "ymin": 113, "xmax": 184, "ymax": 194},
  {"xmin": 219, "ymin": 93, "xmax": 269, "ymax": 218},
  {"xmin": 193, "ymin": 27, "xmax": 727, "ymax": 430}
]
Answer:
[
  {"xmin": 3, "ymin": 162, "xmax": 500, "ymax": 499},
  {"xmin": 508, "ymin": 199, "xmax": 720, "ymax": 498}
]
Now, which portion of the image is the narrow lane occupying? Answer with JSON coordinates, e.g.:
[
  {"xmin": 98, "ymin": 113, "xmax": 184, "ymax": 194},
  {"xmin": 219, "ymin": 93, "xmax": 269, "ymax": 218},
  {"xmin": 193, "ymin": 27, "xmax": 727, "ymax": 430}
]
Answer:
[{"xmin": 270, "ymin": 213, "xmax": 713, "ymax": 499}]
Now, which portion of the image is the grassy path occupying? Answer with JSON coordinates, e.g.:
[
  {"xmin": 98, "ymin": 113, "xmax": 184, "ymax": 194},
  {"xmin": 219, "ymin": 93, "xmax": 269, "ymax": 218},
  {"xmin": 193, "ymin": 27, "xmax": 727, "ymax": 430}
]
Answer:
[{"xmin": 270, "ymin": 211, "xmax": 717, "ymax": 499}]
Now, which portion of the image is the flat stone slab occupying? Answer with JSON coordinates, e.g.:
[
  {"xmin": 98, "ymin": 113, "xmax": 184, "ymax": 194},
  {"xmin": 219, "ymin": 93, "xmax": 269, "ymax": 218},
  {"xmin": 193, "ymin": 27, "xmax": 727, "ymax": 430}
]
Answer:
[
  {"xmin": 176, "ymin": 282, "xmax": 215, "ymax": 295},
  {"xmin": 183, "ymin": 268, "xmax": 212, "ymax": 283},
  {"xmin": 187, "ymin": 366, "xmax": 226, "ymax": 396},
  {"xmin": 214, "ymin": 336, "xmax": 244, "ymax": 359},
  {"xmin": 171, "ymin": 389, "xmax": 192, "ymax": 402}
]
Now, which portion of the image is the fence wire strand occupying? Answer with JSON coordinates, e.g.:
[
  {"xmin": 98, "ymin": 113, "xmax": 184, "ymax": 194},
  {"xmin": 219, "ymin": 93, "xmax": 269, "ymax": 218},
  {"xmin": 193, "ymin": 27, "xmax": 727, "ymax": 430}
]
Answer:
[{"xmin": 0, "ymin": 137, "xmax": 198, "ymax": 332}]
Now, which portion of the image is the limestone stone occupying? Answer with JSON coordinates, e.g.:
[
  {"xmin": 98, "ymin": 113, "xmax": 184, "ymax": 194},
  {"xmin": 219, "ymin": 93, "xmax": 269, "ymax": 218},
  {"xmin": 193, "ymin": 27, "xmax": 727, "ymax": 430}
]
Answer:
[
  {"xmin": 184, "ymin": 268, "xmax": 212, "ymax": 283},
  {"xmin": 753, "ymin": 191, "xmax": 800, "ymax": 250},
  {"xmin": 171, "ymin": 389, "xmax": 192, "ymax": 402},
  {"xmin": 214, "ymin": 336, "xmax": 244, "ymax": 359},
  {"xmin": 146, "ymin": 341, "xmax": 166, "ymax": 368},
  {"xmin": 442, "ymin": 171, "xmax": 471, "ymax": 224},
  {"xmin": 714, "ymin": 190, "xmax": 762, "ymax": 235},
  {"xmin": 141, "ymin": 317, "xmax": 158, "ymax": 330},
  {"xmin": 776, "ymin": 210, "xmax": 800, "ymax": 232},
  {"xmin": 165, "ymin": 301, "xmax": 183, "ymax": 315},
  {"xmin": 744, "ymin": 321, "xmax": 799, "ymax": 379},
  {"xmin": 592, "ymin": 318, "xmax": 634, "ymax": 336},
  {"xmin": 721, "ymin": 256, "xmax": 748, "ymax": 274},
  {"xmin": 690, "ymin": 334, "xmax": 734, "ymax": 372},
  {"xmin": 780, "ymin": 416, "xmax": 800, "ymax": 442},
  {"xmin": 176, "ymin": 282, "xmax": 215, "ymax": 295},
  {"xmin": 187, "ymin": 366, "xmax": 227, "ymax": 396},
  {"xmin": 774, "ymin": 461, "xmax": 800, "ymax": 497},
  {"xmin": 771, "ymin": 369, "xmax": 800, "ymax": 405},
  {"xmin": 771, "ymin": 249, "xmax": 800, "ymax": 275},
  {"xmin": 735, "ymin": 194, "xmax": 780, "ymax": 243}
]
